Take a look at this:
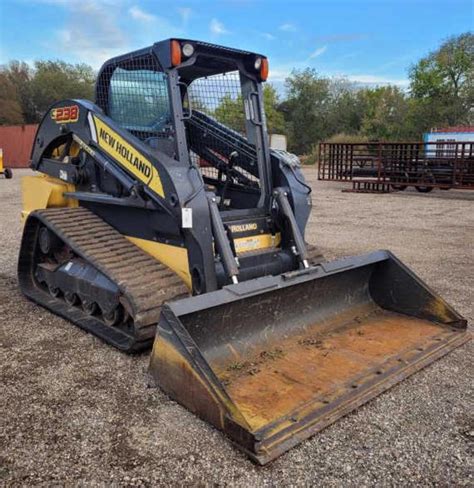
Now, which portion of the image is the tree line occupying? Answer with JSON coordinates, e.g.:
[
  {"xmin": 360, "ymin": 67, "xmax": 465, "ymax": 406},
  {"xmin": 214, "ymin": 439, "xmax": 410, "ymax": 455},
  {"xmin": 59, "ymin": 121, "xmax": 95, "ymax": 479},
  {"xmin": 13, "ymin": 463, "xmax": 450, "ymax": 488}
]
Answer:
[{"xmin": 0, "ymin": 33, "xmax": 472, "ymax": 155}]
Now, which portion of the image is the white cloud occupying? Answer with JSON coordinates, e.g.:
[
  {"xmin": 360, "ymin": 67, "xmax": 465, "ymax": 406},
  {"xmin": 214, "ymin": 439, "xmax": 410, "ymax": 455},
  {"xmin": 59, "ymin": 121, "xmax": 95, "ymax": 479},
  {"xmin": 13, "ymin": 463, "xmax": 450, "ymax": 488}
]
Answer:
[
  {"xmin": 26, "ymin": 0, "xmax": 83, "ymax": 4},
  {"xmin": 346, "ymin": 74, "xmax": 409, "ymax": 86},
  {"xmin": 279, "ymin": 23, "xmax": 296, "ymax": 32},
  {"xmin": 309, "ymin": 46, "xmax": 327, "ymax": 59},
  {"xmin": 129, "ymin": 6, "xmax": 156, "ymax": 23},
  {"xmin": 128, "ymin": 6, "xmax": 184, "ymax": 38},
  {"xmin": 267, "ymin": 61, "xmax": 308, "ymax": 82},
  {"xmin": 268, "ymin": 68, "xmax": 291, "ymax": 82},
  {"xmin": 26, "ymin": 0, "xmax": 185, "ymax": 68},
  {"xmin": 210, "ymin": 18, "xmax": 229, "ymax": 35},
  {"xmin": 49, "ymin": 0, "xmax": 127, "ymax": 68},
  {"xmin": 268, "ymin": 60, "xmax": 409, "ymax": 89},
  {"xmin": 178, "ymin": 7, "xmax": 192, "ymax": 25},
  {"xmin": 262, "ymin": 32, "xmax": 276, "ymax": 41},
  {"xmin": 28, "ymin": 0, "xmax": 119, "ymax": 5}
]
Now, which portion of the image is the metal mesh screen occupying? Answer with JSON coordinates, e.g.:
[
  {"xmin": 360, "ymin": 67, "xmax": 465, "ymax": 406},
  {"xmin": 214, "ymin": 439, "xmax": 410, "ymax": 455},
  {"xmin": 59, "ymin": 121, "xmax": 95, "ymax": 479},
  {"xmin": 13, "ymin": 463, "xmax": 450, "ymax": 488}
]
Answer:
[
  {"xmin": 96, "ymin": 54, "xmax": 173, "ymax": 144},
  {"xmin": 188, "ymin": 71, "xmax": 245, "ymax": 133},
  {"xmin": 186, "ymin": 72, "xmax": 260, "ymax": 189},
  {"xmin": 96, "ymin": 57, "xmax": 261, "ymax": 193}
]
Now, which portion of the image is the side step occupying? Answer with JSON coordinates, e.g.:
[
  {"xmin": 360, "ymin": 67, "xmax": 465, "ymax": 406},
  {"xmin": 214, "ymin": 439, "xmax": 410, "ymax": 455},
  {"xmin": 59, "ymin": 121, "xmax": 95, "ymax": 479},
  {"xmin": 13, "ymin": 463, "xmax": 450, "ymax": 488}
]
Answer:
[{"xmin": 18, "ymin": 207, "xmax": 188, "ymax": 351}]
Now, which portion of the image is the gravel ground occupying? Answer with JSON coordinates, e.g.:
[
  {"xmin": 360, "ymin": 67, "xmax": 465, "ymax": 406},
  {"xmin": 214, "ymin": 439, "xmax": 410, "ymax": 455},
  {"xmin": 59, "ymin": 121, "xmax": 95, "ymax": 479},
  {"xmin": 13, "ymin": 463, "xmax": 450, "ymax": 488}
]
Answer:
[{"xmin": 1, "ymin": 169, "xmax": 472, "ymax": 486}]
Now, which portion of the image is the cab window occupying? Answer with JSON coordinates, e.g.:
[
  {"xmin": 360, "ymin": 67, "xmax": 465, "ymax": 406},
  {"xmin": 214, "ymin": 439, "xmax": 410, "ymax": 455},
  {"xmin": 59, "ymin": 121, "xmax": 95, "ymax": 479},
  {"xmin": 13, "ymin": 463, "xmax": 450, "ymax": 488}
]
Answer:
[{"xmin": 108, "ymin": 68, "xmax": 171, "ymax": 133}]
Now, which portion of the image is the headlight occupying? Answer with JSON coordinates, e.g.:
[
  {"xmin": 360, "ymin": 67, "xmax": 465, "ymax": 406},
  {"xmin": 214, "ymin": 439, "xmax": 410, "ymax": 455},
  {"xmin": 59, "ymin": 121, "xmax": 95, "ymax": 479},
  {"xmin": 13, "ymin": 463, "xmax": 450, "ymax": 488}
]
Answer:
[
  {"xmin": 254, "ymin": 57, "xmax": 262, "ymax": 70},
  {"xmin": 182, "ymin": 43, "xmax": 195, "ymax": 57}
]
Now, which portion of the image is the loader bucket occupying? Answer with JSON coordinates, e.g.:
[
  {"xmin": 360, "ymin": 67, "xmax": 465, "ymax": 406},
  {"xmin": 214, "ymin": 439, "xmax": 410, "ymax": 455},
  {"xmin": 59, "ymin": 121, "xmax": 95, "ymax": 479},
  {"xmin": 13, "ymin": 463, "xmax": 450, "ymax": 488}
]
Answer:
[{"xmin": 148, "ymin": 250, "xmax": 469, "ymax": 464}]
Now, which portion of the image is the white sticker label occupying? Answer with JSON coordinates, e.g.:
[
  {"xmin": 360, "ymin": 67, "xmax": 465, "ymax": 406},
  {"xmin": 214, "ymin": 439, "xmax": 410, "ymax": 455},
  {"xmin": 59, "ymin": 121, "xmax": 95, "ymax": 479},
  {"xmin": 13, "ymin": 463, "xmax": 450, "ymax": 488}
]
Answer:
[
  {"xmin": 59, "ymin": 169, "xmax": 68, "ymax": 181},
  {"xmin": 182, "ymin": 208, "xmax": 193, "ymax": 228},
  {"xmin": 64, "ymin": 262, "xmax": 73, "ymax": 271},
  {"xmin": 244, "ymin": 99, "xmax": 251, "ymax": 120},
  {"xmin": 88, "ymin": 111, "xmax": 98, "ymax": 142}
]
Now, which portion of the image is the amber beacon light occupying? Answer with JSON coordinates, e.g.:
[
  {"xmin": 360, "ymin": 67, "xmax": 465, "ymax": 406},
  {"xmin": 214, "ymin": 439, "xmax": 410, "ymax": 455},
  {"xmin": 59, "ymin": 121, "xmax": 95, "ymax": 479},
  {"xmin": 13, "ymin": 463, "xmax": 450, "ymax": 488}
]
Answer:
[{"xmin": 170, "ymin": 40, "xmax": 182, "ymax": 66}]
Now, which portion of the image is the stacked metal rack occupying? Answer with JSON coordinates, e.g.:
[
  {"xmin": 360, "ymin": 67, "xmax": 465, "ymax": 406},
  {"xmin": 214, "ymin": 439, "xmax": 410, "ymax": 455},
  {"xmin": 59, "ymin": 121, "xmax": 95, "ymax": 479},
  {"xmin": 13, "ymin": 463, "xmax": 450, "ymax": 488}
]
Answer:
[{"xmin": 318, "ymin": 141, "xmax": 474, "ymax": 193}]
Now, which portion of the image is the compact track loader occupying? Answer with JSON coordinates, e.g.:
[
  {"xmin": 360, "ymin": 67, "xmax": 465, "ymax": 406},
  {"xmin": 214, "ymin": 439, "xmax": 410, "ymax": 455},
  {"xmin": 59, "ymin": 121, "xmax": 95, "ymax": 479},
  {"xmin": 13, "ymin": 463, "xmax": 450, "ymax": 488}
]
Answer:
[{"xmin": 19, "ymin": 39, "xmax": 469, "ymax": 464}]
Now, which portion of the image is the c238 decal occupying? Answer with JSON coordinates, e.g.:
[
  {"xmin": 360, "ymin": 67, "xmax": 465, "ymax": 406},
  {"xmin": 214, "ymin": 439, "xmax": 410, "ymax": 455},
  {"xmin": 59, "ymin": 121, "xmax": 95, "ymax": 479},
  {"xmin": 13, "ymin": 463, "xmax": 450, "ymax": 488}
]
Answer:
[{"xmin": 51, "ymin": 105, "xmax": 79, "ymax": 124}]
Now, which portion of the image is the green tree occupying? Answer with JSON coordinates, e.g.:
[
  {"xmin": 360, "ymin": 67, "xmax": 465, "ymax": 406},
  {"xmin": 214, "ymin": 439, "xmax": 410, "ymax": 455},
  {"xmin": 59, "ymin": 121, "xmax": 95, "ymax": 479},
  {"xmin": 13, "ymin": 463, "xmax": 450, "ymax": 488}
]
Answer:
[
  {"xmin": 0, "ymin": 60, "xmax": 96, "ymax": 124},
  {"xmin": 262, "ymin": 84, "xmax": 285, "ymax": 134},
  {"xmin": 31, "ymin": 60, "xmax": 95, "ymax": 117},
  {"xmin": 409, "ymin": 32, "xmax": 473, "ymax": 128},
  {"xmin": 213, "ymin": 93, "xmax": 246, "ymax": 133},
  {"xmin": 359, "ymin": 86, "xmax": 409, "ymax": 140},
  {"xmin": 326, "ymin": 78, "xmax": 365, "ymax": 136},
  {"xmin": 0, "ymin": 71, "xmax": 24, "ymax": 125},
  {"xmin": 283, "ymin": 68, "xmax": 331, "ymax": 153},
  {"xmin": 212, "ymin": 84, "xmax": 285, "ymax": 135},
  {"xmin": 4, "ymin": 61, "xmax": 36, "ymax": 123}
]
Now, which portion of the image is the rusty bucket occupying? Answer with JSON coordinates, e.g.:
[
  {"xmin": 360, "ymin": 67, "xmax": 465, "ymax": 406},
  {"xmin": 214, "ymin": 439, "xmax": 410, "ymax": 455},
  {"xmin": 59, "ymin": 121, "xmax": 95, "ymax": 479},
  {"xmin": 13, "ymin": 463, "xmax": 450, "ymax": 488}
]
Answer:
[{"xmin": 148, "ymin": 250, "xmax": 469, "ymax": 464}]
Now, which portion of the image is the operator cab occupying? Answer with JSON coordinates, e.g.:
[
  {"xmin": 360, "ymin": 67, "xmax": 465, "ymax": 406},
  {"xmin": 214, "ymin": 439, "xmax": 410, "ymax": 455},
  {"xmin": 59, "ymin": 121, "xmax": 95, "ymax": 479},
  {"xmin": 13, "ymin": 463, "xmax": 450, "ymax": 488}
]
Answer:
[{"xmin": 95, "ymin": 39, "xmax": 271, "ymax": 213}]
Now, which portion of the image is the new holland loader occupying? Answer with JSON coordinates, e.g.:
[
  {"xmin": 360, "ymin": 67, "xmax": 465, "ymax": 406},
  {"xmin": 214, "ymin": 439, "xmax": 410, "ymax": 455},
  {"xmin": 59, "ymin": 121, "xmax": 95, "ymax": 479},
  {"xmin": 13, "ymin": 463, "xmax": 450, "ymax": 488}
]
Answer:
[{"xmin": 18, "ymin": 39, "xmax": 469, "ymax": 464}]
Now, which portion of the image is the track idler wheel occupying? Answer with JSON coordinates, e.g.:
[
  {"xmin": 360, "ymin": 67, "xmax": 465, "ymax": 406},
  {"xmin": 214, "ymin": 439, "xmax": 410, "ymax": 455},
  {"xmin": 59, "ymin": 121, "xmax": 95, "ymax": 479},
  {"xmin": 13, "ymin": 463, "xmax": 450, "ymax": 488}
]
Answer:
[
  {"xmin": 83, "ymin": 301, "xmax": 99, "ymax": 316},
  {"xmin": 64, "ymin": 291, "xmax": 80, "ymax": 306},
  {"xmin": 48, "ymin": 284, "xmax": 61, "ymax": 298},
  {"xmin": 39, "ymin": 226, "xmax": 61, "ymax": 255},
  {"xmin": 102, "ymin": 306, "xmax": 123, "ymax": 327}
]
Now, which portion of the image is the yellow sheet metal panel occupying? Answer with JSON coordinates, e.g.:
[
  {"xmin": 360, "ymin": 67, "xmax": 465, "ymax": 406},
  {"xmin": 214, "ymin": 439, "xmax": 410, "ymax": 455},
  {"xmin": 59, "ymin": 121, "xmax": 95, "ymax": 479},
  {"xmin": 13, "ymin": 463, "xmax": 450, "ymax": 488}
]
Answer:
[
  {"xmin": 234, "ymin": 233, "xmax": 281, "ymax": 254},
  {"xmin": 149, "ymin": 335, "xmax": 250, "ymax": 431},
  {"xmin": 125, "ymin": 236, "xmax": 191, "ymax": 290},
  {"xmin": 92, "ymin": 115, "xmax": 165, "ymax": 198},
  {"xmin": 21, "ymin": 175, "xmax": 77, "ymax": 222}
]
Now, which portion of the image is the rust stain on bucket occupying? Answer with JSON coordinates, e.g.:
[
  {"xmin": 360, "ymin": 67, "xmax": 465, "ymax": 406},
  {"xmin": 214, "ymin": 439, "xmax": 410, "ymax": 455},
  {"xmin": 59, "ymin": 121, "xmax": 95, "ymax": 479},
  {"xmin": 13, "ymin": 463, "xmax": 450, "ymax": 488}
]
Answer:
[{"xmin": 215, "ymin": 309, "xmax": 446, "ymax": 431}]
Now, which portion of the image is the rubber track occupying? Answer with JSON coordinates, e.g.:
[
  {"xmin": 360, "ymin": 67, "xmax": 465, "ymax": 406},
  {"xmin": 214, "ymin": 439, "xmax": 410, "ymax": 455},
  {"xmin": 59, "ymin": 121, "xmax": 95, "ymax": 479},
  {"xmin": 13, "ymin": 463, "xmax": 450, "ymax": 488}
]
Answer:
[
  {"xmin": 18, "ymin": 207, "xmax": 188, "ymax": 352},
  {"xmin": 18, "ymin": 208, "xmax": 324, "ymax": 352}
]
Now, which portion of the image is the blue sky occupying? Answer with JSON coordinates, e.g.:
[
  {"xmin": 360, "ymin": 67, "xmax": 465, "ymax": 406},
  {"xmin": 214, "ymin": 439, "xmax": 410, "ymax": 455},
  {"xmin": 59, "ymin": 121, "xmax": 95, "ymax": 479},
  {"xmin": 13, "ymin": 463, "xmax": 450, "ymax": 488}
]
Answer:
[{"xmin": 0, "ymin": 0, "xmax": 472, "ymax": 90}]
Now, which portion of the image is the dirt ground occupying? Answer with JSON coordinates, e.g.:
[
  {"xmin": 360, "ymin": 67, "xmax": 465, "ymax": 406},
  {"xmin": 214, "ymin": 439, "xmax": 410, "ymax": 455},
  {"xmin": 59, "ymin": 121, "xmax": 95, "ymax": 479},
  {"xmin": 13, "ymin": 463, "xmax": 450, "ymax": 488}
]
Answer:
[{"xmin": 1, "ymin": 169, "xmax": 473, "ymax": 486}]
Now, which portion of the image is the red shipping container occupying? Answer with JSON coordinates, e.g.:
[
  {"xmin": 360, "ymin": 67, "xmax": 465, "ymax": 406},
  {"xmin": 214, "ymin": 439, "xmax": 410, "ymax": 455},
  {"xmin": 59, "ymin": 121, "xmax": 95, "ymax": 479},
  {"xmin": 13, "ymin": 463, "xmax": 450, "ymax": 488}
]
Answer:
[{"xmin": 0, "ymin": 124, "xmax": 38, "ymax": 168}]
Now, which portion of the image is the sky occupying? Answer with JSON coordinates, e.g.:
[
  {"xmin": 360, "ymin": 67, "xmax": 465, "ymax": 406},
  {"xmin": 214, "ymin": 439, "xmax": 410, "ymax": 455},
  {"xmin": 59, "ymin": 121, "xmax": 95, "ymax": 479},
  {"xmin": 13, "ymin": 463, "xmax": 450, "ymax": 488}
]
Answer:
[{"xmin": 0, "ymin": 0, "xmax": 472, "ymax": 91}]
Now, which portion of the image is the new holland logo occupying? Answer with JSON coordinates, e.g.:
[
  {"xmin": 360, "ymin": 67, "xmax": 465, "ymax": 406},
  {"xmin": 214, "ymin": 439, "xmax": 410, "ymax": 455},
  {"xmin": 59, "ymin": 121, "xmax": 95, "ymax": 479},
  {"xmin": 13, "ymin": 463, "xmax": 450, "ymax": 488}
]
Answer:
[
  {"xmin": 99, "ymin": 128, "xmax": 152, "ymax": 178},
  {"xmin": 229, "ymin": 223, "xmax": 258, "ymax": 233},
  {"xmin": 92, "ymin": 115, "xmax": 164, "ymax": 197}
]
